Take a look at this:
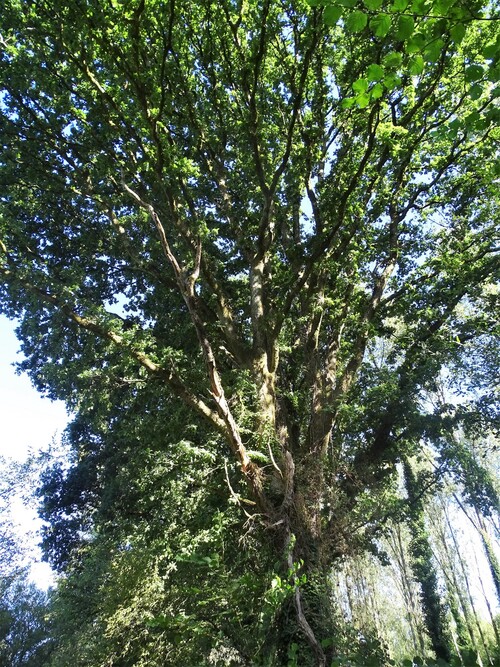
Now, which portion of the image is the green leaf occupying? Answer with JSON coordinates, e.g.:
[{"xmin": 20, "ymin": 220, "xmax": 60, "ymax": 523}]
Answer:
[
  {"xmin": 383, "ymin": 51, "xmax": 403, "ymax": 68},
  {"xmin": 355, "ymin": 92, "xmax": 371, "ymax": 108},
  {"xmin": 396, "ymin": 15, "xmax": 414, "ymax": 40},
  {"xmin": 366, "ymin": 63, "xmax": 384, "ymax": 81},
  {"xmin": 488, "ymin": 65, "xmax": 500, "ymax": 82},
  {"xmin": 390, "ymin": 0, "xmax": 409, "ymax": 10},
  {"xmin": 405, "ymin": 33, "xmax": 426, "ymax": 53},
  {"xmin": 482, "ymin": 41, "xmax": 499, "ymax": 60},
  {"xmin": 411, "ymin": 0, "xmax": 429, "ymax": 12},
  {"xmin": 448, "ymin": 117, "xmax": 461, "ymax": 137},
  {"xmin": 469, "ymin": 83, "xmax": 483, "ymax": 100},
  {"xmin": 353, "ymin": 78, "xmax": 369, "ymax": 93},
  {"xmin": 431, "ymin": 18, "xmax": 448, "ymax": 38},
  {"xmin": 320, "ymin": 637, "xmax": 335, "ymax": 648},
  {"xmin": 433, "ymin": 0, "xmax": 454, "ymax": 13},
  {"xmin": 450, "ymin": 4, "xmax": 468, "ymax": 19},
  {"xmin": 324, "ymin": 5, "xmax": 343, "ymax": 25},
  {"xmin": 383, "ymin": 73, "xmax": 402, "ymax": 90},
  {"xmin": 369, "ymin": 13, "xmax": 392, "ymax": 38},
  {"xmin": 346, "ymin": 10, "xmax": 368, "ymax": 32},
  {"xmin": 450, "ymin": 23, "xmax": 466, "ymax": 44},
  {"xmin": 408, "ymin": 55, "xmax": 425, "ymax": 75},
  {"xmin": 423, "ymin": 38, "xmax": 445, "ymax": 63},
  {"xmin": 362, "ymin": 0, "xmax": 383, "ymax": 9},
  {"xmin": 485, "ymin": 110, "xmax": 500, "ymax": 134},
  {"xmin": 465, "ymin": 64, "xmax": 484, "ymax": 82},
  {"xmin": 371, "ymin": 82, "xmax": 385, "ymax": 99},
  {"xmin": 336, "ymin": 0, "xmax": 357, "ymax": 7},
  {"xmin": 340, "ymin": 96, "xmax": 357, "ymax": 108}
]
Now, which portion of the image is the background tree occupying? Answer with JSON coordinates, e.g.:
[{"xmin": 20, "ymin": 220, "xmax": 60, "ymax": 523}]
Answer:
[
  {"xmin": 0, "ymin": 578, "xmax": 53, "ymax": 667},
  {"xmin": 403, "ymin": 459, "xmax": 452, "ymax": 663},
  {"xmin": 0, "ymin": 458, "xmax": 54, "ymax": 667},
  {"xmin": 1, "ymin": 0, "xmax": 499, "ymax": 663}
]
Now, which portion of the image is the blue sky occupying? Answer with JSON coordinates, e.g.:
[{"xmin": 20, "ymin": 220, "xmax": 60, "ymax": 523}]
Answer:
[{"xmin": 0, "ymin": 315, "xmax": 68, "ymax": 463}]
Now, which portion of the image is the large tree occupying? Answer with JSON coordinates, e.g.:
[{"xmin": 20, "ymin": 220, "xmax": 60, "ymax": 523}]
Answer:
[{"xmin": 0, "ymin": 0, "xmax": 499, "ymax": 663}]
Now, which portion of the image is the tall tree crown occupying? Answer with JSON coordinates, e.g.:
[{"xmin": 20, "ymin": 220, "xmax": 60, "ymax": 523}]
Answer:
[{"xmin": 0, "ymin": 0, "xmax": 499, "ymax": 663}]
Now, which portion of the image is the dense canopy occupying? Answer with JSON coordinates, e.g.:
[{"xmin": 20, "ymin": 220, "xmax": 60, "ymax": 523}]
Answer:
[{"xmin": 0, "ymin": 0, "xmax": 499, "ymax": 664}]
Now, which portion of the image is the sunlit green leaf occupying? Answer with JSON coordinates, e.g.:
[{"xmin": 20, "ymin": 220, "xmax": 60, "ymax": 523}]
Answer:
[
  {"xmin": 431, "ymin": 18, "xmax": 448, "ymax": 38},
  {"xmin": 405, "ymin": 33, "xmax": 426, "ymax": 53},
  {"xmin": 366, "ymin": 63, "xmax": 385, "ymax": 81},
  {"xmin": 408, "ymin": 54, "xmax": 425, "ymax": 75},
  {"xmin": 433, "ymin": 0, "xmax": 454, "ymax": 13},
  {"xmin": 383, "ymin": 51, "xmax": 403, "ymax": 68},
  {"xmin": 488, "ymin": 65, "xmax": 500, "ymax": 82},
  {"xmin": 396, "ymin": 15, "xmax": 414, "ymax": 40},
  {"xmin": 346, "ymin": 10, "xmax": 368, "ymax": 32},
  {"xmin": 450, "ymin": 4, "xmax": 468, "ymax": 19},
  {"xmin": 355, "ymin": 92, "xmax": 371, "ymax": 107},
  {"xmin": 371, "ymin": 82, "xmax": 385, "ymax": 98},
  {"xmin": 450, "ymin": 23, "xmax": 466, "ymax": 44},
  {"xmin": 411, "ymin": 0, "xmax": 429, "ymax": 12},
  {"xmin": 340, "ymin": 96, "xmax": 357, "ymax": 108},
  {"xmin": 423, "ymin": 38, "xmax": 445, "ymax": 62},
  {"xmin": 390, "ymin": 0, "xmax": 409, "ymax": 11},
  {"xmin": 370, "ymin": 13, "xmax": 392, "ymax": 37},
  {"xmin": 464, "ymin": 110, "xmax": 480, "ymax": 129},
  {"xmin": 482, "ymin": 41, "xmax": 499, "ymax": 60},
  {"xmin": 383, "ymin": 73, "xmax": 402, "ymax": 89},
  {"xmin": 353, "ymin": 78, "xmax": 369, "ymax": 93}
]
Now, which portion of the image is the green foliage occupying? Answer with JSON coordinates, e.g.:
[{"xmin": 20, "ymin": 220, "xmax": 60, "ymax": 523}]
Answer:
[
  {"xmin": 316, "ymin": 0, "xmax": 500, "ymax": 106},
  {"xmin": 0, "ymin": 576, "xmax": 53, "ymax": 667},
  {"xmin": 0, "ymin": 0, "xmax": 499, "ymax": 663},
  {"xmin": 38, "ymin": 414, "xmax": 294, "ymax": 664}
]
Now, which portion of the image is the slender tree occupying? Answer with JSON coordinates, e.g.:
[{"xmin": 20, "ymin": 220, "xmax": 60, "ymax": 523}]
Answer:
[
  {"xmin": 386, "ymin": 523, "xmax": 428, "ymax": 658},
  {"xmin": 476, "ymin": 512, "xmax": 500, "ymax": 608},
  {"xmin": 403, "ymin": 459, "xmax": 452, "ymax": 662}
]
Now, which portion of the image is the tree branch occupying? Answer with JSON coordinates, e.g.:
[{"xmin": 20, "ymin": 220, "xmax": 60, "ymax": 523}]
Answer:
[{"xmin": 119, "ymin": 182, "xmax": 270, "ymax": 505}]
